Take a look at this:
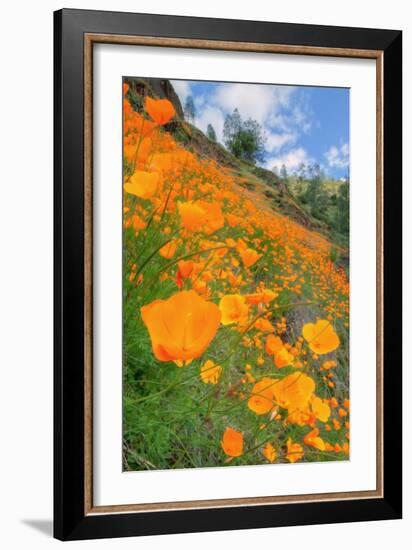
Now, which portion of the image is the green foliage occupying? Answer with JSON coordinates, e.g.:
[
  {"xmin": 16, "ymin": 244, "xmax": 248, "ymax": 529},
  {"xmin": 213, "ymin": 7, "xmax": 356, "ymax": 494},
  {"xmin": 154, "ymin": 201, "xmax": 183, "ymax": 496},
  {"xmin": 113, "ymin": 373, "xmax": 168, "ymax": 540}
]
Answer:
[
  {"xmin": 334, "ymin": 181, "xmax": 350, "ymax": 235},
  {"xmin": 124, "ymin": 77, "xmax": 149, "ymax": 113},
  {"xmin": 304, "ymin": 166, "xmax": 329, "ymax": 221},
  {"xmin": 280, "ymin": 164, "xmax": 288, "ymax": 180},
  {"xmin": 184, "ymin": 95, "xmax": 196, "ymax": 123},
  {"xmin": 123, "ymin": 157, "xmax": 134, "ymax": 178},
  {"xmin": 206, "ymin": 123, "xmax": 217, "ymax": 142},
  {"xmin": 173, "ymin": 125, "xmax": 191, "ymax": 146},
  {"xmin": 126, "ymin": 88, "xmax": 144, "ymax": 113},
  {"xmin": 286, "ymin": 162, "xmax": 350, "ymax": 247},
  {"xmin": 223, "ymin": 108, "xmax": 266, "ymax": 164}
]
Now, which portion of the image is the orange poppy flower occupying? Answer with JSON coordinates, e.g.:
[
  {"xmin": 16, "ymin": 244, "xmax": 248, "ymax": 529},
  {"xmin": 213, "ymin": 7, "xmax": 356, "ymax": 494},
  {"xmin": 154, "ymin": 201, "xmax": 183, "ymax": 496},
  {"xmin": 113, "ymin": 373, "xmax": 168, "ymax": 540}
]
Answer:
[
  {"xmin": 248, "ymin": 377, "xmax": 277, "ymax": 415},
  {"xmin": 124, "ymin": 136, "xmax": 153, "ymax": 165},
  {"xmin": 178, "ymin": 200, "xmax": 224, "ymax": 234},
  {"xmin": 225, "ymin": 238, "xmax": 237, "ymax": 248},
  {"xmin": 273, "ymin": 372, "xmax": 315, "ymax": 412},
  {"xmin": 332, "ymin": 418, "xmax": 342, "ymax": 431},
  {"xmin": 262, "ymin": 442, "xmax": 277, "ymax": 463},
  {"xmin": 141, "ymin": 290, "xmax": 221, "ymax": 364},
  {"xmin": 302, "ymin": 319, "xmax": 340, "ymax": 354},
  {"xmin": 239, "ymin": 247, "xmax": 262, "ymax": 268},
  {"xmin": 265, "ymin": 334, "xmax": 283, "ymax": 356},
  {"xmin": 124, "ymin": 110, "xmax": 156, "ymax": 138},
  {"xmin": 236, "ymin": 238, "xmax": 247, "ymax": 252},
  {"xmin": 274, "ymin": 346, "xmax": 295, "ymax": 369},
  {"xmin": 145, "ymin": 96, "xmax": 175, "ymax": 125},
  {"xmin": 219, "ymin": 294, "xmax": 249, "ymax": 326},
  {"xmin": 245, "ymin": 289, "xmax": 277, "ymax": 305},
  {"xmin": 200, "ymin": 360, "xmax": 222, "ymax": 385},
  {"xmin": 322, "ymin": 360, "xmax": 337, "ymax": 370},
  {"xmin": 286, "ymin": 408, "xmax": 312, "ymax": 426},
  {"xmin": 159, "ymin": 240, "xmax": 178, "ymax": 259},
  {"xmin": 227, "ymin": 271, "xmax": 243, "ymax": 288},
  {"xmin": 201, "ymin": 271, "xmax": 214, "ymax": 283},
  {"xmin": 124, "ymin": 213, "xmax": 146, "ymax": 233},
  {"xmin": 201, "ymin": 201, "xmax": 225, "ymax": 234},
  {"xmin": 253, "ymin": 317, "xmax": 275, "ymax": 333},
  {"xmin": 303, "ymin": 428, "xmax": 326, "ymax": 451},
  {"xmin": 221, "ymin": 427, "xmax": 243, "ymax": 457},
  {"xmin": 150, "ymin": 152, "xmax": 176, "ymax": 172},
  {"xmin": 176, "ymin": 259, "xmax": 194, "ymax": 288},
  {"xmin": 329, "ymin": 397, "xmax": 339, "ymax": 409},
  {"xmin": 226, "ymin": 213, "xmax": 242, "ymax": 227},
  {"xmin": 192, "ymin": 278, "xmax": 209, "ymax": 296},
  {"xmin": 200, "ymin": 205, "xmax": 226, "ymax": 235},
  {"xmin": 286, "ymin": 438, "xmax": 304, "ymax": 463},
  {"xmin": 310, "ymin": 396, "xmax": 331, "ymax": 422},
  {"xmin": 265, "ymin": 334, "xmax": 295, "ymax": 369},
  {"xmin": 124, "ymin": 171, "xmax": 160, "ymax": 199},
  {"xmin": 178, "ymin": 200, "xmax": 205, "ymax": 231}
]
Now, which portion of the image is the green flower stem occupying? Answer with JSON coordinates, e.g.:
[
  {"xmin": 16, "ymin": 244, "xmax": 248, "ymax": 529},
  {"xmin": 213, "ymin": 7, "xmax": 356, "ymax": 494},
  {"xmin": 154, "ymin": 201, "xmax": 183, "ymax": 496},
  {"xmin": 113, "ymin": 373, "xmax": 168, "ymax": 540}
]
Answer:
[
  {"xmin": 140, "ymin": 245, "xmax": 234, "ymax": 295},
  {"xmin": 136, "ymin": 230, "xmax": 180, "ymax": 275}
]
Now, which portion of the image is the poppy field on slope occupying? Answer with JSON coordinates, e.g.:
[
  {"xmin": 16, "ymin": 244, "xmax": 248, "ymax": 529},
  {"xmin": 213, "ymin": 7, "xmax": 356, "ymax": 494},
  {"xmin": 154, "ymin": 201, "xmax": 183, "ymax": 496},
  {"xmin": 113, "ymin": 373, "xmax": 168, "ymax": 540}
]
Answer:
[{"xmin": 122, "ymin": 79, "xmax": 350, "ymax": 471}]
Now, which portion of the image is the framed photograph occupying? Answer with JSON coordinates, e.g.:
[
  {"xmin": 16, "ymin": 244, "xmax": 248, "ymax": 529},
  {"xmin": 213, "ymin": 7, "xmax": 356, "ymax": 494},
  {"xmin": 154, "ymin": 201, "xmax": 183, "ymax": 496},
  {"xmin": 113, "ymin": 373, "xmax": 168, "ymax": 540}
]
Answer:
[{"xmin": 54, "ymin": 8, "xmax": 402, "ymax": 541}]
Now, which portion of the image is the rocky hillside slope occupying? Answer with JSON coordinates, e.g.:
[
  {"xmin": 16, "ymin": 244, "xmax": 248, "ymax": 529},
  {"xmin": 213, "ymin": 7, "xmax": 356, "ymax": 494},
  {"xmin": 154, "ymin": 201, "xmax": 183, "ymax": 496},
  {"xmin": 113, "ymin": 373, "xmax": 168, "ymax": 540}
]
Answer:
[{"xmin": 125, "ymin": 76, "xmax": 330, "ymax": 235}]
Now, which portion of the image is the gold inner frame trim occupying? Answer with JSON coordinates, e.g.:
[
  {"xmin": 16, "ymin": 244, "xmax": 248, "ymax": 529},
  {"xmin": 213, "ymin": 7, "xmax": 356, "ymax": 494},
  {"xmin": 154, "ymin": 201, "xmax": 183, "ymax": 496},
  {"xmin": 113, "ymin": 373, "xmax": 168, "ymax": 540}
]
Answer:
[{"xmin": 84, "ymin": 33, "xmax": 384, "ymax": 515}]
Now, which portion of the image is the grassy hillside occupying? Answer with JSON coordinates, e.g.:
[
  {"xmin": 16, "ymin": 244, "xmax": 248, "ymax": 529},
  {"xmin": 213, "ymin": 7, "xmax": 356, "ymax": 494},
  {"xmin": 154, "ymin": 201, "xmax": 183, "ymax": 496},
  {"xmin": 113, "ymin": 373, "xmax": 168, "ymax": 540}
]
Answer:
[
  {"xmin": 170, "ymin": 120, "xmax": 332, "ymax": 233},
  {"xmin": 165, "ymin": 119, "xmax": 350, "ymax": 270},
  {"xmin": 125, "ymin": 77, "xmax": 334, "ymax": 237}
]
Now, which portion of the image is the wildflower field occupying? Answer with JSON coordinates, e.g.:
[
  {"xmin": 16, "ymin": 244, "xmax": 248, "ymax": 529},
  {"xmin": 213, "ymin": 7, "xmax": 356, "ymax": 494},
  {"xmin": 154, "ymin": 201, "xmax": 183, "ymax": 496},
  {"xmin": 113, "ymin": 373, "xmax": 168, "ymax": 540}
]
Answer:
[{"xmin": 122, "ymin": 79, "xmax": 350, "ymax": 471}]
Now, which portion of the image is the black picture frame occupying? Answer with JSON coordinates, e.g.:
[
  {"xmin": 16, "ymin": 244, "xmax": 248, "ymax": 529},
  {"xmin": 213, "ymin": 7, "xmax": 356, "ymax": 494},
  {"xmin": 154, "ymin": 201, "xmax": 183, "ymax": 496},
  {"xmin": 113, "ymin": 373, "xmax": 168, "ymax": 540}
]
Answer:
[{"xmin": 54, "ymin": 8, "xmax": 402, "ymax": 541}]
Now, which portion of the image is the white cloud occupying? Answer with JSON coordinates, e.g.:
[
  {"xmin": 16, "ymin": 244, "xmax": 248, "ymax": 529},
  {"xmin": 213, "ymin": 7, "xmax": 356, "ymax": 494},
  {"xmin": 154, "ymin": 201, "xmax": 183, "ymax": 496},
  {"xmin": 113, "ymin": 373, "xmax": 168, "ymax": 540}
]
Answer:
[
  {"xmin": 268, "ymin": 91, "xmax": 312, "ymax": 134},
  {"xmin": 194, "ymin": 95, "xmax": 206, "ymax": 110},
  {"xmin": 325, "ymin": 143, "xmax": 349, "ymax": 169},
  {"xmin": 213, "ymin": 83, "xmax": 294, "ymax": 126},
  {"xmin": 265, "ymin": 147, "xmax": 311, "ymax": 173},
  {"xmin": 170, "ymin": 80, "xmax": 191, "ymax": 105},
  {"xmin": 195, "ymin": 106, "xmax": 226, "ymax": 143},
  {"xmin": 265, "ymin": 132, "xmax": 297, "ymax": 153},
  {"xmin": 194, "ymin": 83, "xmax": 311, "ymax": 149},
  {"xmin": 171, "ymin": 80, "xmax": 315, "ymax": 163}
]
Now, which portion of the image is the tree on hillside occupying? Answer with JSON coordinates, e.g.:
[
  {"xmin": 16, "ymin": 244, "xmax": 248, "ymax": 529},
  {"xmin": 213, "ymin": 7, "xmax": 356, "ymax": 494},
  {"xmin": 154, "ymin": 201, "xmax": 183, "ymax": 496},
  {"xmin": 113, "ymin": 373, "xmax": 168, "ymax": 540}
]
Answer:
[
  {"xmin": 206, "ymin": 123, "xmax": 217, "ymax": 142},
  {"xmin": 223, "ymin": 108, "xmax": 266, "ymax": 164},
  {"xmin": 303, "ymin": 163, "xmax": 329, "ymax": 221},
  {"xmin": 223, "ymin": 108, "xmax": 242, "ymax": 142},
  {"xmin": 280, "ymin": 164, "xmax": 288, "ymax": 181},
  {"xmin": 184, "ymin": 96, "xmax": 196, "ymax": 123},
  {"xmin": 334, "ymin": 179, "xmax": 349, "ymax": 234},
  {"xmin": 297, "ymin": 162, "xmax": 307, "ymax": 183}
]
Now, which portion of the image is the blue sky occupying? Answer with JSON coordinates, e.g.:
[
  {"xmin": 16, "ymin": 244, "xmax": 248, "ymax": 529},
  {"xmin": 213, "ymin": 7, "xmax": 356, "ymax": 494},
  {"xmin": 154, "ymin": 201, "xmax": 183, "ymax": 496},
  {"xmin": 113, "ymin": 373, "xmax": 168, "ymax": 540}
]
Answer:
[{"xmin": 171, "ymin": 79, "xmax": 349, "ymax": 179}]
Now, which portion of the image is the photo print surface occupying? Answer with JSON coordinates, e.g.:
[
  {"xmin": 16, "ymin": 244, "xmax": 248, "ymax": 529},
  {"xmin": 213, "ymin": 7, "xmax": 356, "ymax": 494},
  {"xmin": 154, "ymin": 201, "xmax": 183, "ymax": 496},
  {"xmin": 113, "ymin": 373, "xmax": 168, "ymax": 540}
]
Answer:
[{"xmin": 122, "ymin": 77, "xmax": 350, "ymax": 471}]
